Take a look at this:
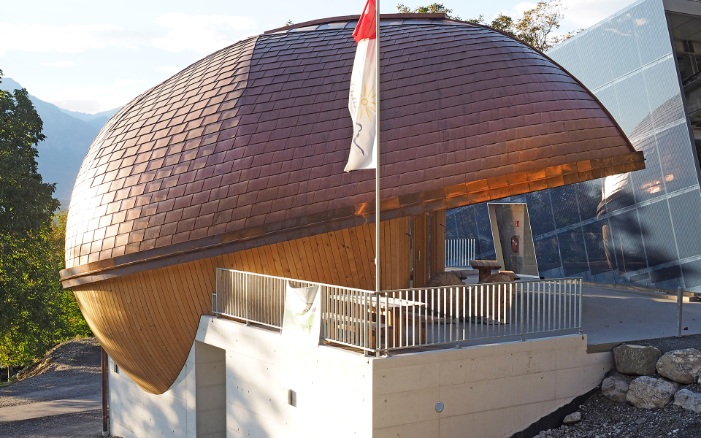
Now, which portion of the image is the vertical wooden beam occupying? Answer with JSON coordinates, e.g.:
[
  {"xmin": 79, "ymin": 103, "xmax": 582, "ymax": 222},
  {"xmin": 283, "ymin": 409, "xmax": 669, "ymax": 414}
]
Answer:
[
  {"xmin": 413, "ymin": 214, "xmax": 429, "ymax": 287},
  {"xmin": 432, "ymin": 210, "xmax": 446, "ymax": 276}
]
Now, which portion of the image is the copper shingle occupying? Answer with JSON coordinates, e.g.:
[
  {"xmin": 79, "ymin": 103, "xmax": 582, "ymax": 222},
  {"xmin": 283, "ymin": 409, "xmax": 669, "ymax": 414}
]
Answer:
[{"xmin": 61, "ymin": 15, "xmax": 643, "ymax": 285}]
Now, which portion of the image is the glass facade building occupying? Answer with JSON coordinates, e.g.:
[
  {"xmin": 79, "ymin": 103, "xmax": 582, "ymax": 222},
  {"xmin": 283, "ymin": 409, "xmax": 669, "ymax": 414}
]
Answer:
[{"xmin": 447, "ymin": 0, "xmax": 701, "ymax": 291}]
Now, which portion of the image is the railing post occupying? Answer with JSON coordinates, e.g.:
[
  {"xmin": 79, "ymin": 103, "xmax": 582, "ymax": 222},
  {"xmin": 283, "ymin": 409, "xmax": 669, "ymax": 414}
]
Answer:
[{"xmin": 677, "ymin": 286, "xmax": 683, "ymax": 338}]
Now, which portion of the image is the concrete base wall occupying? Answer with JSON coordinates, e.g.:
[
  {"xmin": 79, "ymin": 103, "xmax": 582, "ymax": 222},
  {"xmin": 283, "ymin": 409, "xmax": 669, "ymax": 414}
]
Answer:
[
  {"xmin": 108, "ymin": 318, "xmax": 611, "ymax": 438},
  {"xmin": 109, "ymin": 345, "xmax": 196, "ymax": 438},
  {"xmin": 198, "ymin": 316, "xmax": 373, "ymax": 438},
  {"xmin": 372, "ymin": 335, "xmax": 612, "ymax": 437}
]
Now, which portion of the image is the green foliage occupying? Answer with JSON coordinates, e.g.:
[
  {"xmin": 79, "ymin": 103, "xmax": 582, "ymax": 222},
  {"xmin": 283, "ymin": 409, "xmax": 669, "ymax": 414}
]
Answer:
[
  {"xmin": 400, "ymin": 0, "xmax": 575, "ymax": 52},
  {"xmin": 0, "ymin": 214, "xmax": 90, "ymax": 371},
  {"xmin": 0, "ymin": 71, "xmax": 59, "ymax": 233},
  {"xmin": 0, "ymin": 71, "xmax": 89, "ymax": 373},
  {"xmin": 396, "ymin": 3, "xmax": 461, "ymax": 20},
  {"xmin": 468, "ymin": 0, "xmax": 574, "ymax": 52}
]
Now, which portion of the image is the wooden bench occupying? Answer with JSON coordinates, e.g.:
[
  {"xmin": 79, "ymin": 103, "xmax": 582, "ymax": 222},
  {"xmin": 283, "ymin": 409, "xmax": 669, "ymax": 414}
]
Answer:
[{"xmin": 470, "ymin": 259, "xmax": 502, "ymax": 283}]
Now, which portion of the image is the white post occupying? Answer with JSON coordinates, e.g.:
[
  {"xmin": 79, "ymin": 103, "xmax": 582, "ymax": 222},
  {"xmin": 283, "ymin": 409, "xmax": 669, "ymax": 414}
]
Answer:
[{"xmin": 375, "ymin": 0, "xmax": 381, "ymax": 293}]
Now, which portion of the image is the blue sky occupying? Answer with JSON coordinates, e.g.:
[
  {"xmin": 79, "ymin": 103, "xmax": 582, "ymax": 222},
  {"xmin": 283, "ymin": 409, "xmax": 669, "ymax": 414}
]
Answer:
[{"xmin": 0, "ymin": 0, "xmax": 638, "ymax": 114}]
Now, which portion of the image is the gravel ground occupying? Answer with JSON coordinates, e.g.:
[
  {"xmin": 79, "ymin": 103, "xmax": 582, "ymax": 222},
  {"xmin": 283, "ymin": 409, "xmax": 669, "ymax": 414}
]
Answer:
[
  {"xmin": 0, "ymin": 338, "xmax": 103, "ymax": 437},
  {"xmin": 535, "ymin": 334, "xmax": 701, "ymax": 438}
]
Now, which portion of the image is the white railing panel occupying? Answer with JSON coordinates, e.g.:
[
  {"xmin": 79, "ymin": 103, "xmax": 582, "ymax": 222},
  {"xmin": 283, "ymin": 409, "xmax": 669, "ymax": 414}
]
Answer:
[
  {"xmin": 445, "ymin": 238, "xmax": 476, "ymax": 268},
  {"xmin": 214, "ymin": 268, "xmax": 581, "ymax": 354}
]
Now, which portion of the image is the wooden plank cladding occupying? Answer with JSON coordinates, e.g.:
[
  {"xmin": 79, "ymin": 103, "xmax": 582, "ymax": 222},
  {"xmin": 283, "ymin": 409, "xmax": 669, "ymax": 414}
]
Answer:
[{"xmin": 73, "ymin": 217, "xmax": 411, "ymax": 394}]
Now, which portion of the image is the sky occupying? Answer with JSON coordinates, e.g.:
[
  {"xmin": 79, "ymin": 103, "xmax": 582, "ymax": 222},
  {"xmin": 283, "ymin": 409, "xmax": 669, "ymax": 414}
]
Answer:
[{"xmin": 0, "ymin": 0, "xmax": 640, "ymax": 114}]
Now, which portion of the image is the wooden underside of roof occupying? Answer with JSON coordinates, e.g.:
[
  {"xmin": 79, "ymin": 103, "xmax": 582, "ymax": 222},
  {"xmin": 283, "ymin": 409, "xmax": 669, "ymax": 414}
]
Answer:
[{"xmin": 74, "ymin": 217, "xmax": 412, "ymax": 394}]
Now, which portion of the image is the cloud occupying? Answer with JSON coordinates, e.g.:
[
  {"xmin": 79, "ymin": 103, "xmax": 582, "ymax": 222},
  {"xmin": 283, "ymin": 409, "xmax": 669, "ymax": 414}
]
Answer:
[
  {"xmin": 152, "ymin": 12, "xmax": 257, "ymax": 54},
  {"xmin": 47, "ymin": 78, "xmax": 150, "ymax": 113},
  {"xmin": 42, "ymin": 61, "xmax": 76, "ymax": 68},
  {"xmin": 0, "ymin": 23, "xmax": 142, "ymax": 55},
  {"xmin": 155, "ymin": 65, "xmax": 182, "ymax": 74}
]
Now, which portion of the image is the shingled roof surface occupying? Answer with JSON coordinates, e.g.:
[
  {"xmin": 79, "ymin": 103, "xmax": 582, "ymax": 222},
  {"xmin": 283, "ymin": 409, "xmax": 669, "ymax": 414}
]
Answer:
[{"xmin": 62, "ymin": 15, "xmax": 643, "ymax": 284}]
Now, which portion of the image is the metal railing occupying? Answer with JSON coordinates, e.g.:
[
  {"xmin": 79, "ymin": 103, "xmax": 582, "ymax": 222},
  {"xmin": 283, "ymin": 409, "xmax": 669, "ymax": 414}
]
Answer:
[
  {"xmin": 445, "ymin": 238, "xmax": 476, "ymax": 268},
  {"xmin": 213, "ymin": 268, "xmax": 582, "ymax": 354}
]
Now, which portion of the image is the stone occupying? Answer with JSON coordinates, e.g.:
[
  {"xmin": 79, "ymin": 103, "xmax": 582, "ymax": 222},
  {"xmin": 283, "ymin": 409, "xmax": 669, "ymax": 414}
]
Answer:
[
  {"xmin": 425, "ymin": 272, "xmax": 464, "ymax": 287},
  {"xmin": 482, "ymin": 271, "xmax": 518, "ymax": 283},
  {"xmin": 625, "ymin": 376, "xmax": 678, "ymax": 409},
  {"xmin": 612, "ymin": 344, "xmax": 661, "ymax": 376},
  {"xmin": 601, "ymin": 372, "xmax": 631, "ymax": 403},
  {"xmin": 562, "ymin": 411, "xmax": 581, "ymax": 424},
  {"xmin": 656, "ymin": 348, "xmax": 701, "ymax": 384},
  {"xmin": 674, "ymin": 388, "xmax": 701, "ymax": 413}
]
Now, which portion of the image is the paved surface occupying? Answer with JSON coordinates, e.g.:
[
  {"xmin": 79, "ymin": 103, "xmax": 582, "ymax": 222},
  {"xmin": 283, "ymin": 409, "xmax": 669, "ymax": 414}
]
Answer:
[
  {"xmin": 0, "ymin": 393, "xmax": 101, "ymax": 422},
  {"xmin": 581, "ymin": 284, "xmax": 701, "ymax": 348}
]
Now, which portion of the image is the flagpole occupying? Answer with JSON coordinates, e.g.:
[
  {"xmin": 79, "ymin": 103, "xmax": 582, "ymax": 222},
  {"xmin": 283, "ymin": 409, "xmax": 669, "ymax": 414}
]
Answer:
[{"xmin": 375, "ymin": 0, "xmax": 381, "ymax": 293}]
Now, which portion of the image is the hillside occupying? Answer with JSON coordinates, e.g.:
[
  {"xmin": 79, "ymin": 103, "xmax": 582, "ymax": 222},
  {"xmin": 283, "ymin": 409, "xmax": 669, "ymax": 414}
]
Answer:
[{"xmin": 0, "ymin": 78, "xmax": 119, "ymax": 208}]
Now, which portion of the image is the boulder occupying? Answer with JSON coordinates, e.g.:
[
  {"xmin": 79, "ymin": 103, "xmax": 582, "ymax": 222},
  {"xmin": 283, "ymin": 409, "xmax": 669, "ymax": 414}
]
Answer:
[
  {"xmin": 656, "ymin": 348, "xmax": 701, "ymax": 384},
  {"xmin": 612, "ymin": 344, "xmax": 661, "ymax": 376},
  {"xmin": 562, "ymin": 411, "xmax": 581, "ymax": 425},
  {"xmin": 482, "ymin": 271, "xmax": 518, "ymax": 283},
  {"xmin": 425, "ymin": 272, "xmax": 464, "ymax": 287},
  {"xmin": 626, "ymin": 376, "xmax": 678, "ymax": 409},
  {"xmin": 674, "ymin": 388, "xmax": 701, "ymax": 413},
  {"xmin": 601, "ymin": 372, "xmax": 631, "ymax": 403}
]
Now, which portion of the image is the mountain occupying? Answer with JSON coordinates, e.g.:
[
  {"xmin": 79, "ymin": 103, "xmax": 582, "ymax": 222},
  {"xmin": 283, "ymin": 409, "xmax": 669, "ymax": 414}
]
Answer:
[
  {"xmin": 59, "ymin": 107, "xmax": 120, "ymax": 130},
  {"xmin": 0, "ymin": 78, "xmax": 119, "ymax": 208}
]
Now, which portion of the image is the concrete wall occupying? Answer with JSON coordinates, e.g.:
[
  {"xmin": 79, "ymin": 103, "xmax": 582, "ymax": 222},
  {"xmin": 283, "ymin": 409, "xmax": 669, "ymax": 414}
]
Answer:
[
  {"xmin": 195, "ymin": 342, "xmax": 226, "ymax": 438},
  {"xmin": 108, "ymin": 318, "xmax": 610, "ymax": 438},
  {"xmin": 198, "ymin": 316, "xmax": 374, "ymax": 438},
  {"xmin": 109, "ymin": 345, "xmax": 196, "ymax": 437},
  {"xmin": 372, "ymin": 335, "xmax": 612, "ymax": 438}
]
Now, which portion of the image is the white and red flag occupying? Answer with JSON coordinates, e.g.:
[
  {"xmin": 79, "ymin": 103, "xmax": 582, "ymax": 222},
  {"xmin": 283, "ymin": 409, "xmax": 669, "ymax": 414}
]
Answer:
[{"xmin": 344, "ymin": 0, "xmax": 377, "ymax": 172}]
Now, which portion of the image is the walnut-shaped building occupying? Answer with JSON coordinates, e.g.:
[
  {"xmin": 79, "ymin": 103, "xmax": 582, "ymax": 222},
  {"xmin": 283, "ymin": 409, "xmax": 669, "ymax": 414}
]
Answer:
[{"xmin": 60, "ymin": 14, "xmax": 643, "ymax": 396}]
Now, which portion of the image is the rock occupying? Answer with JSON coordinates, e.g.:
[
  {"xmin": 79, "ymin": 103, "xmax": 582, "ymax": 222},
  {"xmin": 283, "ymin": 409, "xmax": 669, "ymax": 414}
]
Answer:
[
  {"xmin": 656, "ymin": 348, "xmax": 701, "ymax": 384},
  {"xmin": 626, "ymin": 376, "xmax": 678, "ymax": 409},
  {"xmin": 562, "ymin": 411, "xmax": 581, "ymax": 424},
  {"xmin": 425, "ymin": 272, "xmax": 463, "ymax": 287},
  {"xmin": 601, "ymin": 372, "xmax": 631, "ymax": 403},
  {"xmin": 612, "ymin": 344, "xmax": 661, "ymax": 376},
  {"xmin": 482, "ymin": 271, "xmax": 518, "ymax": 283},
  {"xmin": 674, "ymin": 388, "xmax": 701, "ymax": 413}
]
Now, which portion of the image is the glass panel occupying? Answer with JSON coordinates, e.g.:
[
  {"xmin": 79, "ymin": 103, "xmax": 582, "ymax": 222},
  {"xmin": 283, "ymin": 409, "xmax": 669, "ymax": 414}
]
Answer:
[
  {"xmin": 681, "ymin": 259, "xmax": 701, "ymax": 291},
  {"xmin": 657, "ymin": 123, "xmax": 697, "ymax": 192},
  {"xmin": 550, "ymin": 185, "xmax": 581, "ymax": 229},
  {"xmin": 583, "ymin": 220, "xmax": 610, "ymax": 275},
  {"xmin": 607, "ymin": 210, "xmax": 647, "ymax": 273},
  {"xmin": 558, "ymin": 228, "xmax": 589, "ymax": 276},
  {"xmin": 525, "ymin": 191, "xmax": 555, "ymax": 235},
  {"xmin": 669, "ymin": 191, "xmax": 701, "ymax": 260},
  {"xmin": 534, "ymin": 235, "xmax": 562, "ymax": 274},
  {"xmin": 638, "ymin": 201, "xmax": 676, "ymax": 266}
]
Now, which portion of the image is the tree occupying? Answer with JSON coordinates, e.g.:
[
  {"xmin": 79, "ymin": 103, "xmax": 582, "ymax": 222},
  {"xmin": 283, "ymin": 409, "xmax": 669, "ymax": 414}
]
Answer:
[
  {"xmin": 0, "ymin": 71, "xmax": 59, "ymax": 233},
  {"xmin": 0, "ymin": 71, "xmax": 88, "ymax": 379},
  {"xmin": 398, "ymin": 0, "xmax": 575, "ymax": 52},
  {"xmin": 397, "ymin": 3, "xmax": 461, "ymax": 20},
  {"xmin": 0, "ymin": 213, "xmax": 90, "ymax": 379}
]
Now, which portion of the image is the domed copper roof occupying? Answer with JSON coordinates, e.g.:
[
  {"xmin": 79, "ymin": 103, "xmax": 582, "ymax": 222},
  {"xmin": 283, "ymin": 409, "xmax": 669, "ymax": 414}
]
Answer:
[{"xmin": 61, "ymin": 14, "xmax": 643, "ymax": 286}]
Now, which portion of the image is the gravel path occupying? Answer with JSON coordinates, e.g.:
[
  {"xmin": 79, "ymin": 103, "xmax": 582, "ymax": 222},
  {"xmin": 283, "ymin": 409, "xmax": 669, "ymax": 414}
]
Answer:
[{"xmin": 0, "ymin": 338, "xmax": 103, "ymax": 437}]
